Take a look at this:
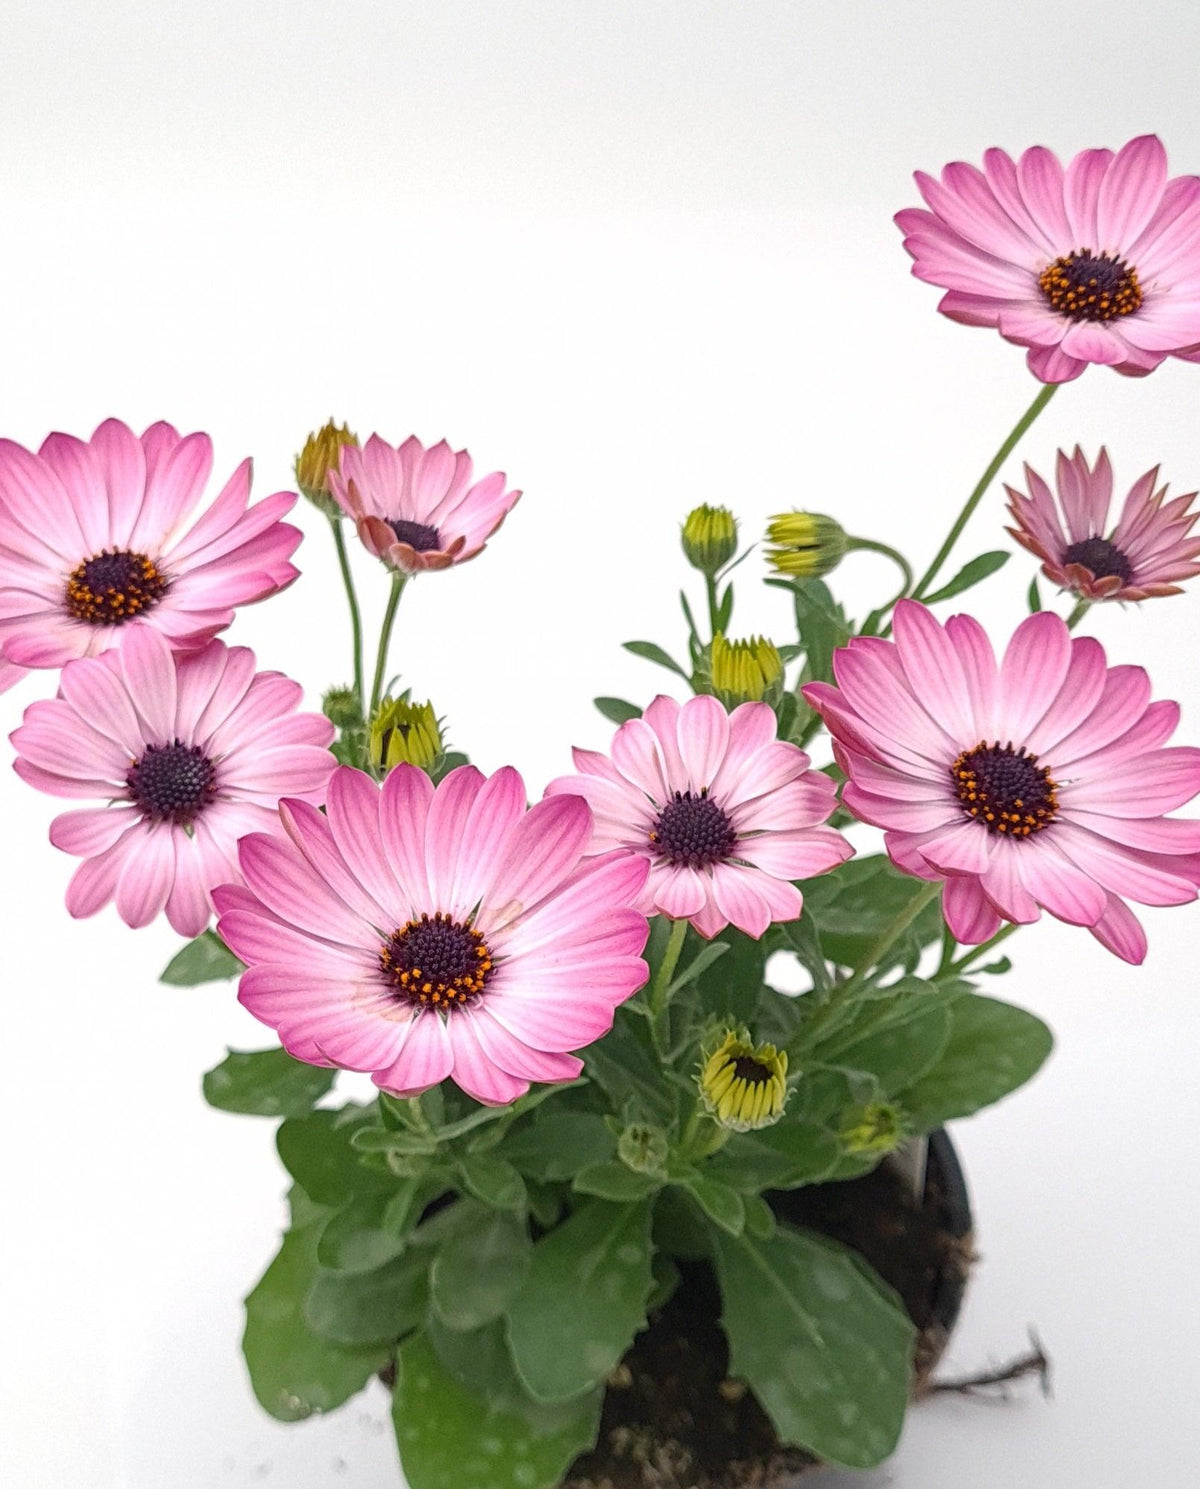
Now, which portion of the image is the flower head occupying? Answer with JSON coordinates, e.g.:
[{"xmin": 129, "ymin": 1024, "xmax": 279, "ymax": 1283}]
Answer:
[
  {"xmin": 681, "ymin": 505, "xmax": 738, "ymax": 575},
  {"xmin": 699, "ymin": 1030, "xmax": 788, "ymax": 1132},
  {"xmin": 296, "ymin": 420, "xmax": 358, "ymax": 518},
  {"xmin": 0, "ymin": 419, "xmax": 302, "ymax": 693},
  {"xmin": 216, "ymin": 764, "xmax": 651, "ymax": 1105},
  {"xmin": 710, "ymin": 635, "xmax": 784, "ymax": 708},
  {"xmin": 328, "ymin": 434, "xmax": 520, "ymax": 575},
  {"xmin": 765, "ymin": 511, "xmax": 848, "ymax": 579},
  {"xmin": 546, "ymin": 694, "xmax": 852, "ymax": 939},
  {"xmin": 1007, "ymin": 447, "xmax": 1200, "ymax": 601},
  {"xmin": 322, "ymin": 685, "xmax": 363, "ymax": 729},
  {"xmin": 896, "ymin": 135, "xmax": 1200, "ymax": 383},
  {"xmin": 804, "ymin": 600, "xmax": 1200, "ymax": 964},
  {"xmin": 10, "ymin": 629, "xmax": 336, "ymax": 936},
  {"xmin": 370, "ymin": 695, "xmax": 443, "ymax": 774}
]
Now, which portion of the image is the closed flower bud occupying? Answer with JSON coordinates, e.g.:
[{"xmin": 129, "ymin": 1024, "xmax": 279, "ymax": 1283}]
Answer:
[
  {"xmin": 765, "ymin": 511, "xmax": 848, "ymax": 579},
  {"xmin": 838, "ymin": 1101, "xmax": 908, "ymax": 1156},
  {"xmin": 710, "ymin": 633, "xmax": 784, "ymax": 708},
  {"xmin": 296, "ymin": 420, "xmax": 358, "ymax": 518},
  {"xmin": 370, "ymin": 696, "xmax": 444, "ymax": 774},
  {"xmin": 682, "ymin": 504, "xmax": 739, "ymax": 575},
  {"xmin": 699, "ymin": 1030, "xmax": 788, "ymax": 1133},
  {"xmin": 322, "ymin": 685, "xmax": 363, "ymax": 729},
  {"xmin": 618, "ymin": 1123, "xmax": 670, "ymax": 1176}
]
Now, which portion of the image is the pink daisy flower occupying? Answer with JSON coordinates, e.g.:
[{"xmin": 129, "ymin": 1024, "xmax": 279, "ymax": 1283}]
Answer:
[
  {"xmin": 10, "ymin": 628, "xmax": 336, "ymax": 937},
  {"xmin": 328, "ymin": 433, "xmax": 520, "ymax": 574},
  {"xmin": 545, "ymin": 694, "xmax": 852, "ymax": 940},
  {"xmin": 214, "ymin": 764, "xmax": 650, "ymax": 1105},
  {"xmin": 0, "ymin": 418, "xmax": 301, "ymax": 694},
  {"xmin": 803, "ymin": 601, "xmax": 1200, "ymax": 965},
  {"xmin": 1007, "ymin": 447, "xmax": 1200, "ymax": 601},
  {"xmin": 896, "ymin": 135, "xmax": 1200, "ymax": 383}
]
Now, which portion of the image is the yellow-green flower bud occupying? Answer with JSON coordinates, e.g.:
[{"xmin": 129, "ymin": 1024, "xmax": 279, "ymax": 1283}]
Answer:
[
  {"xmin": 765, "ymin": 511, "xmax": 848, "ymax": 580},
  {"xmin": 617, "ymin": 1123, "xmax": 670, "ymax": 1176},
  {"xmin": 681, "ymin": 504, "xmax": 739, "ymax": 576},
  {"xmin": 295, "ymin": 420, "xmax": 358, "ymax": 518},
  {"xmin": 838, "ymin": 1101, "xmax": 907, "ymax": 1156},
  {"xmin": 699, "ymin": 1030, "xmax": 788, "ymax": 1133},
  {"xmin": 710, "ymin": 634, "xmax": 784, "ymax": 708},
  {"xmin": 322, "ymin": 685, "xmax": 363, "ymax": 729},
  {"xmin": 370, "ymin": 696, "xmax": 443, "ymax": 774}
]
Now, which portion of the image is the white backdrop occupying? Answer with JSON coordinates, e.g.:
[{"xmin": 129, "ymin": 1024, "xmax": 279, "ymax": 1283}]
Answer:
[{"xmin": 3, "ymin": 2, "xmax": 1200, "ymax": 1485}]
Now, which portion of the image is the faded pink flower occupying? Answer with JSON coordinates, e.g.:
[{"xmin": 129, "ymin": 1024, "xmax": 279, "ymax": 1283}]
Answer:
[
  {"xmin": 11, "ymin": 628, "xmax": 335, "ymax": 937},
  {"xmin": 328, "ymin": 434, "xmax": 520, "ymax": 574},
  {"xmin": 897, "ymin": 135, "xmax": 1200, "ymax": 382},
  {"xmin": 1007, "ymin": 447, "xmax": 1200, "ymax": 601},
  {"xmin": 216, "ymin": 764, "xmax": 650, "ymax": 1106},
  {"xmin": 0, "ymin": 419, "xmax": 302, "ymax": 693},
  {"xmin": 804, "ymin": 601, "xmax": 1200, "ymax": 964},
  {"xmin": 545, "ymin": 694, "xmax": 852, "ymax": 940}
]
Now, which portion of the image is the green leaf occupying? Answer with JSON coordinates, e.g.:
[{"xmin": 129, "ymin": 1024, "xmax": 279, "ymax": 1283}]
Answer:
[
  {"xmin": 716, "ymin": 583, "xmax": 734, "ymax": 632},
  {"xmin": 667, "ymin": 939, "xmax": 730, "ymax": 995},
  {"xmin": 922, "ymin": 549, "xmax": 1010, "ymax": 604},
  {"xmin": 160, "ymin": 929, "xmax": 243, "ymax": 986},
  {"xmin": 788, "ymin": 578, "xmax": 852, "ymax": 685},
  {"xmin": 583, "ymin": 1008, "xmax": 674, "ymax": 1123},
  {"xmin": 742, "ymin": 1193, "xmax": 777, "ymax": 1240},
  {"xmin": 243, "ymin": 1221, "xmax": 387, "ymax": 1421},
  {"xmin": 674, "ymin": 1171, "xmax": 745, "ymax": 1236},
  {"xmin": 573, "ymin": 1162, "xmax": 662, "ymax": 1202},
  {"xmin": 712, "ymin": 1226, "xmax": 914, "ymax": 1468},
  {"xmin": 693, "ymin": 930, "xmax": 767, "ymax": 1025},
  {"xmin": 1027, "ymin": 574, "xmax": 1042, "ymax": 613},
  {"xmin": 276, "ymin": 1107, "xmax": 385, "ymax": 1207},
  {"xmin": 507, "ymin": 1198, "xmax": 655, "ymax": 1401},
  {"xmin": 202, "ymin": 1046, "xmax": 335, "ymax": 1118},
  {"xmin": 430, "ymin": 1212, "xmax": 532, "ymax": 1331},
  {"xmin": 315, "ymin": 1184, "xmax": 425, "ymax": 1272},
  {"xmin": 900, "ymin": 993, "xmax": 1053, "ymax": 1129},
  {"xmin": 773, "ymin": 914, "xmax": 833, "ymax": 996},
  {"xmin": 393, "ymin": 1331, "xmax": 602, "ymax": 1489},
  {"xmin": 800, "ymin": 857, "xmax": 943, "ymax": 973},
  {"xmin": 593, "ymin": 695, "xmax": 642, "ymax": 725},
  {"xmin": 457, "ymin": 1152, "xmax": 527, "ymax": 1211},
  {"xmin": 706, "ymin": 1120, "xmax": 841, "ymax": 1192},
  {"xmin": 304, "ymin": 1247, "xmax": 430, "ymax": 1345},
  {"xmin": 503, "ymin": 1109, "xmax": 616, "ymax": 1181},
  {"xmin": 830, "ymin": 1004, "xmax": 954, "ymax": 1094},
  {"xmin": 622, "ymin": 640, "xmax": 689, "ymax": 678}
]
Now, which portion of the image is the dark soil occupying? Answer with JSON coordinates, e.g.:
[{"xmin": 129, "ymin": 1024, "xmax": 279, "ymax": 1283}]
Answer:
[{"xmin": 562, "ymin": 1142, "xmax": 975, "ymax": 1489}]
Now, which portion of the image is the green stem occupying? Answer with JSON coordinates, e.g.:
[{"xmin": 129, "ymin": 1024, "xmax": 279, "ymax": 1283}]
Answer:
[
  {"xmin": 950, "ymin": 922, "xmax": 1018, "ymax": 974},
  {"xmin": 648, "ymin": 917, "xmax": 689, "ymax": 1053},
  {"xmin": 911, "ymin": 383, "xmax": 1058, "ymax": 603},
  {"xmin": 1065, "ymin": 598, "xmax": 1091, "ymax": 631},
  {"xmin": 704, "ymin": 574, "xmax": 721, "ymax": 639},
  {"xmin": 849, "ymin": 537, "xmax": 914, "ymax": 605},
  {"xmin": 369, "ymin": 573, "xmax": 407, "ymax": 718},
  {"xmin": 329, "ymin": 519, "xmax": 365, "ymax": 710}
]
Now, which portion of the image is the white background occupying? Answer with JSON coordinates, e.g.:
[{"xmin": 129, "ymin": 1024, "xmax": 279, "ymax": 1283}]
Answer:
[{"xmin": 3, "ymin": 2, "xmax": 1200, "ymax": 1484}]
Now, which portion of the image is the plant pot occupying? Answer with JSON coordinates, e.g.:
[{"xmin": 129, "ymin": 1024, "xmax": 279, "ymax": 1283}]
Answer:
[{"xmin": 562, "ymin": 1129, "xmax": 974, "ymax": 1489}]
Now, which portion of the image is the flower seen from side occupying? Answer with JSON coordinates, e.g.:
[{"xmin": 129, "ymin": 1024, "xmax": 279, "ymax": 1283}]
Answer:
[{"xmin": 699, "ymin": 1029, "xmax": 789, "ymax": 1132}]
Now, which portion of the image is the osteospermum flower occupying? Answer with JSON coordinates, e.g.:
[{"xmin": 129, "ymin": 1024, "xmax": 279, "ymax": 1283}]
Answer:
[
  {"xmin": 328, "ymin": 433, "xmax": 520, "ymax": 574},
  {"xmin": 10, "ymin": 628, "xmax": 336, "ymax": 936},
  {"xmin": 698, "ymin": 1030, "xmax": 788, "ymax": 1132},
  {"xmin": 897, "ymin": 135, "xmax": 1200, "ymax": 382},
  {"xmin": 215, "ymin": 764, "xmax": 651, "ymax": 1105},
  {"xmin": 804, "ymin": 601, "xmax": 1200, "ymax": 964},
  {"xmin": 545, "ymin": 694, "xmax": 852, "ymax": 939},
  {"xmin": 0, "ymin": 418, "xmax": 302, "ymax": 693},
  {"xmin": 1007, "ymin": 447, "xmax": 1200, "ymax": 601}
]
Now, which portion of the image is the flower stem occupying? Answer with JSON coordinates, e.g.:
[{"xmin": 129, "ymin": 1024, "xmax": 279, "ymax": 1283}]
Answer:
[
  {"xmin": 369, "ymin": 573, "xmax": 407, "ymax": 719},
  {"xmin": 911, "ymin": 383, "xmax": 1058, "ymax": 603},
  {"xmin": 849, "ymin": 537, "xmax": 914, "ymax": 600},
  {"xmin": 329, "ymin": 519, "xmax": 365, "ymax": 711},
  {"xmin": 648, "ymin": 916, "xmax": 689, "ymax": 1054},
  {"xmin": 949, "ymin": 921, "xmax": 1018, "ymax": 973},
  {"xmin": 705, "ymin": 574, "xmax": 721, "ymax": 639},
  {"xmin": 1065, "ymin": 598, "xmax": 1091, "ymax": 631}
]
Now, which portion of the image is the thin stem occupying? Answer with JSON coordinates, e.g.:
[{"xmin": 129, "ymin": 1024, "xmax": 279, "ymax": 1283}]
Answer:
[
  {"xmin": 649, "ymin": 917, "xmax": 689, "ymax": 1054},
  {"xmin": 950, "ymin": 922, "xmax": 1018, "ymax": 974},
  {"xmin": 1065, "ymin": 598, "xmax": 1091, "ymax": 631},
  {"xmin": 705, "ymin": 574, "xmax": 721, "ymax": 639},
  {"xmin": 849, "ymin": 537, "xmax": 914, "ymax": 604},
  {"xmin": 329, "ymin": 519, "xmax": 365, "ymax": 710},
  {"xmin": 911, "ymin": 383, "xmax": 1058, "ymax": 603},
  {"xmin": 369, "ymin": 573, "xmax": 407, "ymax": 718}
]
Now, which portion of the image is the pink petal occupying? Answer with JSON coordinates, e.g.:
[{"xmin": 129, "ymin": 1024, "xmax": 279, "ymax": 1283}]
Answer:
[
  {"xmin": 114, "ymin": 825, "xmax": 177, "ymax": 928},
  {"xmin": 478, "ymin": 794, "xmax": 593, "ymax": 932},
  {"xmin": 676, "ymin": 694, "xmax": 731, "ymax": 789},
  {"xmin": 372, "ymin": 1012, "xmax": 454, "ymax": 1095},
  {"xmin": 1088, "ymin": 894, "xmax": 1147, "ymax": 964},
  {"xmin": 941, "ymin": 875, "xmax": 1002, "ymax": 944},
  {"xmin": 379, "ymin": 763, "xmax": 436, "ymax": 914}
]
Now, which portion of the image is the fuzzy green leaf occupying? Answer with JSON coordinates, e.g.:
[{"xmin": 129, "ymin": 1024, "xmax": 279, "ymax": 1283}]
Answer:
[
  {"xmin": 160, "ymin": 929, "xmax": 243, "ymax": 986},
  {"xmin": 304, "ymin": 1247, "xmax": 430, "ymax": 1346},
  {"xmin": 276, "ymin": 1107, "xmax": 385, "ymax": 1207},
  {"xmin": 622, "ymin": 640, "xmax": 689, "ymax": 677},
  {"xmin": 922, "ymin": 549, "xmax": 1010, "ymax": 604},
  {"xmin": 573, "ymin": 1162, "xmax": 662, "ymax": 1203},
  {"xmin": 831, "ymin": 1004, "xmax": 954, "ymax": 1094},
  {"xmin": 503, "ymin": 1110, "xmax": 616, "ymax": 1181},
  {"xmin": 674, "ymin": 1171, "xmax": 745, "ymax": 1236},
  {"xmin": 202, "ymin": 1046, "xmax": 334, "ymax": 1118},
  {"xmin": 594, "ymin": 695, "xmax": 642, "ymax": 724},
  {"xmin": 457, "ymin": 1152, "xmax": 527, "ymax": 1212},
  {"xmin": 430, "ymin": 1212, "xmax": 532, "ymax": 1331}
]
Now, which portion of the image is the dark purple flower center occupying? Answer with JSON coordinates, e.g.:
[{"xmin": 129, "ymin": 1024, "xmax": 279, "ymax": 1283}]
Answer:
[
  {"xmin": 650, "ymin": 789, "xmax": 736, "ymax": 867},
  {"xmin": 951, "ymin": 741, "xmax": 1059, "ymax": 838},
  {"xmin": 388, "ymin": 519, "xmax": 442, "ymax": 553},
  {"xmin": 380, "ymin": 911, "xmax": 494, "ymax": 1009},
  {"xmin": 127, "ymin": 741, "xmax": 217, "ymax": 824},
  {"xmin": 1038, "ymin": 249, "xmax": 1142, "ymax": 322},
  {"xmin": 733, "ymin": 1055, "xmax": 772, "ymax": 1085},
  {"xmin": 1061, "ymin": 536, "xmax": 1134, "ymax": 585},
  {"xmin": 65, "ymin": 548, "xmax": 169, "ymax": 626}
]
